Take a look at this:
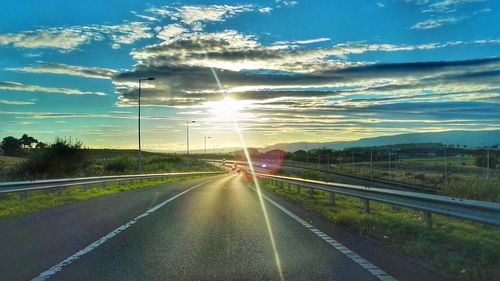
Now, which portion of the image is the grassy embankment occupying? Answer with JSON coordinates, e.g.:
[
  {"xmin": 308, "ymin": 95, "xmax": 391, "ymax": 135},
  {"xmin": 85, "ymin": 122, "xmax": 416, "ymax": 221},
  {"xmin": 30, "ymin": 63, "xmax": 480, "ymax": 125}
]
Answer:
[
  {"xmin": 0, "ymin": 175, "xmax": 208, "ymax": 219},
  {"xmin": 0, "ymin": 148, "xmax": 223, "ymax": 218},
  {"xmin": 285, "ymin": 157, "xmax": 500, "ymax": 202},
  {"xmin": 259, "ymin": 178, "xmax": 500, "ymax": 281},
  {"xmin": 1, "ymin": 149, "xmax": 220, "ymax": 181}
]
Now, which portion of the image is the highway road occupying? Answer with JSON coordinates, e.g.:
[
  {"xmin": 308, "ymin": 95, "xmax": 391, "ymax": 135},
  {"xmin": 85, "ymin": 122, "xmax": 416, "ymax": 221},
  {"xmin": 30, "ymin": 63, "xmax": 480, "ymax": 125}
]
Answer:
[{"xmin": 0, "ymin": 174, "xmax": 444, "ymax": 281}]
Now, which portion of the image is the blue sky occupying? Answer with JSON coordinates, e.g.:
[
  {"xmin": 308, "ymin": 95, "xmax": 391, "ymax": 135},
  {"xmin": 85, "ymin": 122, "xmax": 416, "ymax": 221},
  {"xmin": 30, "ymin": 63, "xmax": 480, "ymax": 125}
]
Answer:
[{"xmin": 1, "ymin": 0, "xmax": 499, "ymax": 150}]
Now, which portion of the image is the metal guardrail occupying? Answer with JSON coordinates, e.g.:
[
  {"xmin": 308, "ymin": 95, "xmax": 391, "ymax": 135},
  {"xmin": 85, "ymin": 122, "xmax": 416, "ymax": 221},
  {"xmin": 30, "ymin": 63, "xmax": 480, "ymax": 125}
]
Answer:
[
  {"xmin": 0, "ymin": 171, "xmax": 223, "ymax": 195},
  {"xmin": 213, "ymin": 159, "xmax": 435, "ymax": 193},
  {"xmin": 280, "ymin": 162, "xmax": 437, "ymax": 193},
  {"xmin": 207, "ymin": 160, "xmax": 500, "ymax": 227},
  {"xmin": 250, "ymin": 172, "xmax": 500, "ymax": 227}
]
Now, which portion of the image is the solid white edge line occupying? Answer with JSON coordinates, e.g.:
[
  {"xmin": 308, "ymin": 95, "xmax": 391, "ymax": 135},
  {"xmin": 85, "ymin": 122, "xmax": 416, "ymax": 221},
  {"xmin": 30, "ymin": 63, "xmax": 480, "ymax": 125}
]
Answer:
[
  {"xmin": 247, "ymin": 184, "xmax": 399, "ymax": 281},
  {"xmin": 31, "ymin": 180, "xmax": 210, "ymax": 281}
]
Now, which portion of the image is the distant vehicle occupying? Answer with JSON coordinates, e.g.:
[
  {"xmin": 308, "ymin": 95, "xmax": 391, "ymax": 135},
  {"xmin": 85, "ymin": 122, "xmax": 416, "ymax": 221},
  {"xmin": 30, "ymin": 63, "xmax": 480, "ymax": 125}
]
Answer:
[
  {"xmin": 261, "ymin": 163, "xmax": 268, "ymax": 168},
  {"xmin": 236, "ymin": 168, "xmax": 241, "ymax": 173},
  {"xmin": 232, "ymin": 163, "xmax": 238, "ymax": 171},
  {"xmin": 330, "ymin": 164, "xmax": 337, "ymax": 168}
]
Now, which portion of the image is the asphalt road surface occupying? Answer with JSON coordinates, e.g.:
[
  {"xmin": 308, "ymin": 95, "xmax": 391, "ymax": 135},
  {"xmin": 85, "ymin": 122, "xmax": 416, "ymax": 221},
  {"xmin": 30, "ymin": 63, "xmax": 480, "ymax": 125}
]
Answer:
[{"xmin": 0, "ymin": 174, "xmax": 444, "ymax": 281}]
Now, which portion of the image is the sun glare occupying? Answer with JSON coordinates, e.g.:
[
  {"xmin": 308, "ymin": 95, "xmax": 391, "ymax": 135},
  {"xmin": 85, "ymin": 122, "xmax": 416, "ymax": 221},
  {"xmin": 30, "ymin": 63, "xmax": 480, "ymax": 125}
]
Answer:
[{"xmin": 208, "ymin": 97, "xmax": 242, "ymax": 120}]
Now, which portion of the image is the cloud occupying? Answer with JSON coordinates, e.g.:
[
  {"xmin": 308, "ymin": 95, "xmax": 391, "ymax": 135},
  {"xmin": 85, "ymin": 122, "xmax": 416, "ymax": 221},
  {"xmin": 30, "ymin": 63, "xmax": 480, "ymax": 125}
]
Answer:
[
  {"xmin": 426, "ymin": 0, "xmax": 485, "ymax": 13},
  {"xmin": 111, "ymin": 25, "xmax": 500, "ymax": 111},
  {"xmin": 411, "ymin": 17, "xmax": 459, "ymax": 29},
  {"xmin": 0, "ymin": 27, "xmax": 96, "ymax": 51},
  {"xmin": 405, "ymin": 0, "xmax": 490, "ymax": 29},
  {"xmin": 156, "ymin": 24, "xmax": 189, "ymax": 42},
  {"xmin": 0, "ymin": 81, "xmax": 106, "ymax": 96},
  {"xmin": 259, "ymin": 7, "xmax": 273, "ymax": 14},
  {"xmin": 8, "ymin": 63, "xmax": 117, "ymax": 79},
  {"xmin": 411, "ymin": 8, "xmax": 490, "ymax": 29},
  {"xmin": 131, "ymin": 11, "xmax": 158, "ymax": 21},
  {"xmin": 275, "ymin": 0, "xmax": 299, "ymax": 8},
  {"xmin": 0, "ymin": 99, "xmax": 35, "ymax": 105},
  {"xmin": 0, "ymin": 22, "xmax": 152, "ymax": 51},
  {"xmin": 147, "ymin": 4, "xmax": 254, "ymax": 30},
  {"xmin": 103, "ymin": 22, "xmax": 153, "ymax": 49}
]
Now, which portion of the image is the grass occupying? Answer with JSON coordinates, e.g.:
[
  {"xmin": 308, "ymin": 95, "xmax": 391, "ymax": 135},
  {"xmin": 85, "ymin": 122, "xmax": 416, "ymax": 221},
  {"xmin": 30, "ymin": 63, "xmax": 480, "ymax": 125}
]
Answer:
[
  {"xmin": 2, "ymin": 149, "xmax": 220, "ymax": 181},
  {"xmin": 0, "ymin": 155, "xmax": 25, "ymax": 179},
  {"xmin": 0, "ymin": 175, "xmax": 206, "ymax": 219},
  {"xmin": 284, "ymin": 159, "xmax": 500, "ymax": 202},
  {"xmin": 403, "ymin": 156, "xmax": 476, "ymax": 166},
  {"xmin": 260, "ymin": 180, "xmax": 500, "ymax": 281}
]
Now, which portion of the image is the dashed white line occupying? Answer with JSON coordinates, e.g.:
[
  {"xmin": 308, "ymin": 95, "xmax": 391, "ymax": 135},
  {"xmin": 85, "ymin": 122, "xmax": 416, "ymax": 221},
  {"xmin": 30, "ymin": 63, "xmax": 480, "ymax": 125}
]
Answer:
[
  {"xmin": 248, "ymin": 184, "xmax": 398, "ymax": 281},
  {"xmin": 32, "ymin": 180, "xmax": 210, "ymax": 281}
]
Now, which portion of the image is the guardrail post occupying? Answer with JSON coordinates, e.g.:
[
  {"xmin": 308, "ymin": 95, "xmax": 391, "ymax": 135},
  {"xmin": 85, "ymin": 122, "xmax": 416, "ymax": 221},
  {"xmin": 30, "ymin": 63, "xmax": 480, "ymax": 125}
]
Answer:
[
  {"xmin": 297, "ymin": 185, "xmax": 301, "ymax": 194},
  {"xmin": 362, "ymin": 199, "xmax": 370, "ymax": 213},
  {"xmin": 287, "ymin": 182, "xmax": 291, "ymax": 191},
  {"xmin": 309, "ymin": 188, "xmax": 314, "ymax": 199},
  {"xmin": 423, "ymin": 211, "xmax": 433, "ymax": 228},
  {"xmin": 102, "ymin": 182, "xmax": 107, "ymax": 189},
  {"xmin": 329, "ymin": 192, "xmax": 336, "ymax": 206}
]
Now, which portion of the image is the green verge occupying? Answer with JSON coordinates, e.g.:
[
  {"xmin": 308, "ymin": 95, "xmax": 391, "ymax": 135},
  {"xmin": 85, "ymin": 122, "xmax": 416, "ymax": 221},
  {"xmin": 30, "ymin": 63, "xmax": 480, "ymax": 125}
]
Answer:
[
  {"xmin": 0, "ymin": 176, "xmax": 204, "ymax": 219},
  {"xmin": 260, "ymin": 180, "xmax": 500, "ymax": 281}
]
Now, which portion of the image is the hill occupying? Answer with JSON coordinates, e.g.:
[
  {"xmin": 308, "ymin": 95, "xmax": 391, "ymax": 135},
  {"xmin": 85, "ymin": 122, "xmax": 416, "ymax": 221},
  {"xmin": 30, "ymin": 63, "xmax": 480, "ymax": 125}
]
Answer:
[{"xmin": 264, "ymin": 130, "xmax": 500, "ymax": 152}]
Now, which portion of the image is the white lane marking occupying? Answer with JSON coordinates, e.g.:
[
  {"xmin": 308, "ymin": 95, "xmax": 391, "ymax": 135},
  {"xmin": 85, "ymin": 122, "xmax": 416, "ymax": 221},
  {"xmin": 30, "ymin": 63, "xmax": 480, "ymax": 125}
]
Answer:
[
  {"xmin": 247, "ymin": 184, "xmax": 398, "ymax": 281},
  {"xmin": 32, "ymin": 180, "xmax": 210, "ymax": 281}
]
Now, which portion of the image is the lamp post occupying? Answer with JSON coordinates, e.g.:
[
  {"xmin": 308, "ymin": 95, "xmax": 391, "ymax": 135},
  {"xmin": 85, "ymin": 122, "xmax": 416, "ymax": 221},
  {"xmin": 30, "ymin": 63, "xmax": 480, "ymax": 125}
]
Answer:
[
  {"xmin": 137, "ymin": 77, "xmax": 155, "ymax": 173},
  {"xmin": 204, "ymin": 136, "xmax": 211, "ymax": 169},
  {"xmin": 186, "ymin": 121, "xmax": 196, "ymax": 156},
  {"xmin": 204, "ymin": 136, "xmax": 211, "ymax": 156}
]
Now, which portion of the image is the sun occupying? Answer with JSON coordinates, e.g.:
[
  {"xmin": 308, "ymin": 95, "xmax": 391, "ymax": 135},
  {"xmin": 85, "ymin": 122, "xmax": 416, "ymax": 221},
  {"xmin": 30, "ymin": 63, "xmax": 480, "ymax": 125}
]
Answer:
[{"xmin": 208, "ymin": 97, "xmax": 242, "ymax": 120}]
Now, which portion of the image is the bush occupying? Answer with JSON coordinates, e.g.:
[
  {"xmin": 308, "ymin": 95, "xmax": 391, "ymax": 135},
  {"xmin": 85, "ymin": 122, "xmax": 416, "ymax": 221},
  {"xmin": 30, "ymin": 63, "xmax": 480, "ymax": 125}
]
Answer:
[
  {"xmin": 414, "ymin": 173, "xmax": 426, "ymax": 181},
  {"xmin": 13, "ymin": 138, "xmax": 86, "ymax": 179},
  {"xmin": 299, "ymin": 170, "xmax": 327, "ymax": 181},
  {"xmin": 146, "ymin": 155, "xmax": 183, "ymax": 165},
  {"xmin": 441, "ymin": 175, "xmax": 500, "ymax": 202},
  {"xmin": 104, "ymin": 156, "xmax": 136, "ymax": 173},
  {"xmin": 475, "ymin": 154, "xmax": 497, "ymax": 168}
]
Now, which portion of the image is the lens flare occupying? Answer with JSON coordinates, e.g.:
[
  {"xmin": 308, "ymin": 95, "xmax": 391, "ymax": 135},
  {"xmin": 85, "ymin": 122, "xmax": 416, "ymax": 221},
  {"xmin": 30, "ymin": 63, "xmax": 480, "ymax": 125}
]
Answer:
[{"xmin": 209, "ymin": 66, "xmax": 284, "ymax": 281}]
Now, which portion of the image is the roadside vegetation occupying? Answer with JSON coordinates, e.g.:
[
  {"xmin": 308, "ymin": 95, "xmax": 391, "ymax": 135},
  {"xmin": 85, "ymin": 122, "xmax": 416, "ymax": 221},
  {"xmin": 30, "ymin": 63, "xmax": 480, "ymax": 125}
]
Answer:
[
  {"xmin": 286, "ymin": 160, "xmax": 500, "ymax": 202},
  {"xmin": 259, "ymin": 180, "xmax": 500, "ymax": 281},
  {"xmin": 0, "ymin": 135, "xmax": 220, "ymax": 181},
  {"xmin": 0, "ymin": 176, "xmax": 204, "ymax": 219}
]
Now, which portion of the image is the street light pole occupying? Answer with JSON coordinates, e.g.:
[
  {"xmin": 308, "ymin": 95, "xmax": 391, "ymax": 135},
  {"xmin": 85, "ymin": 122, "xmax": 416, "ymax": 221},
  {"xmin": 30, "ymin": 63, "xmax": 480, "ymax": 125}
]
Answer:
[
  {"xmin": 186, "ymin": 121, "xmax": 196, "ymax": 156},
  {"xmin": 486, "ymin": 148, "xmax": 490, "ymax": 180},
  {"xmin": 137, "ymin": 77, "xmax": 155, "ymax": 173},
  {"xmin": 370, "ymin": 150, "xmax": 373, "ymax": 185},
  {"xmin": 204, "ymin": 136, "xmax": 211, "ymax": 169},
  {"xmin": 204, "ymin": 136, "xmax": 211, "ymax": 156},
  {"xmin": 444, "ymin": 148, "xmax": 448, "ymax": 184}
]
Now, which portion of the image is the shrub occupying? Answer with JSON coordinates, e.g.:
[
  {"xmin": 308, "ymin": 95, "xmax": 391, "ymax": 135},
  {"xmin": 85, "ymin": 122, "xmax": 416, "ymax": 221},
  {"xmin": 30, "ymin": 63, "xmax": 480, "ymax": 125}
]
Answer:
[
  {"xmin": 441, "ymin": 175, "xmax": 500, "ymax": 202},
  {"xmin": 13, "ymin": 138, "xmax": 86, "ymax": 179},
  {"xmin": 414, "ymin": 173, "xmax": 426, "ymax": 181},
  {"xmin": 104, "ymin": 156, "xmax": 136, "ymax": 173}
]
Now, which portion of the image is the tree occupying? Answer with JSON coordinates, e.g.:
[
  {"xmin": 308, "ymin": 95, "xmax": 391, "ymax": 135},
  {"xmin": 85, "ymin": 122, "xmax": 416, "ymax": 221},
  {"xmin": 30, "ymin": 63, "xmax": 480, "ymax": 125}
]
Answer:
[
  {"xmin": 35, "ymin": 142, "xmax": 47, "ymax": 149},
  {"xmin": 19, "ymin": 134, "xmax": 38, "ymax": 148},
  {"xmin": 475, "ymin": 154, "xmax": 497, "ymax": 168},
  {"xmin": 1, "ymin": 136, "xmax": 21, "ymax": 156}
]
